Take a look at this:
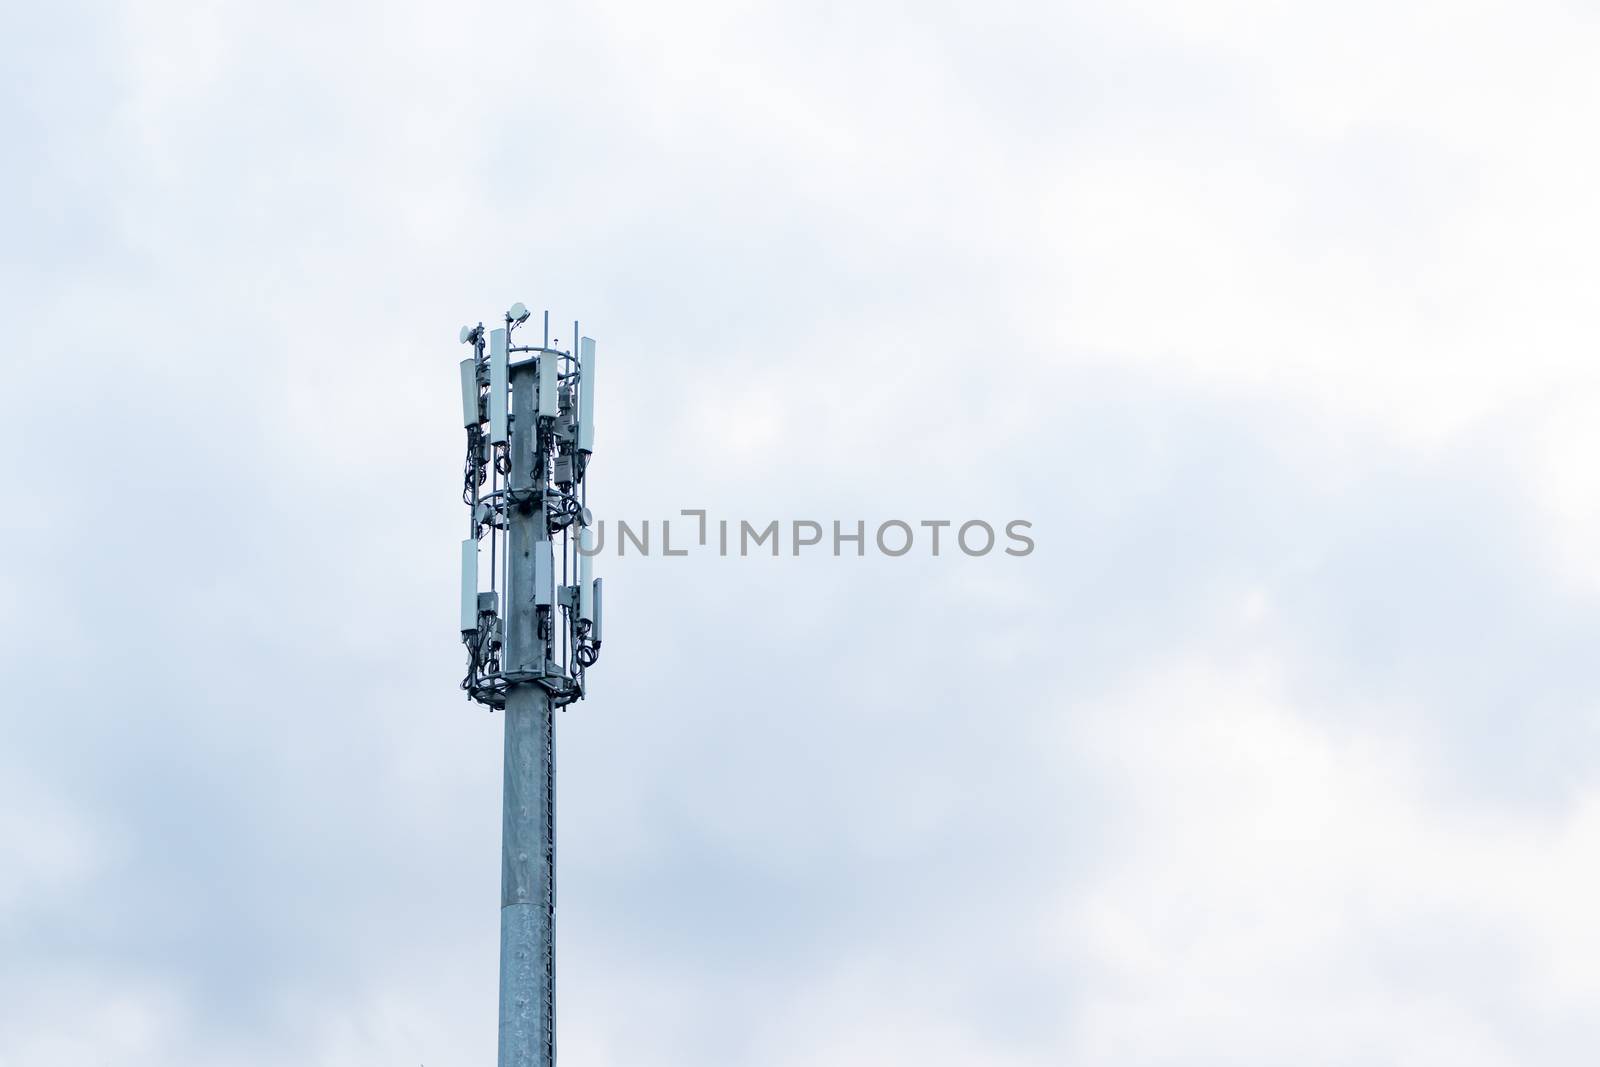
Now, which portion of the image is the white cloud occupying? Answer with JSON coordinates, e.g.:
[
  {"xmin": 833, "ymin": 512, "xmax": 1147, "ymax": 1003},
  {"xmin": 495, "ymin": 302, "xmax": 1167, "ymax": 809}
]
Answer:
[
  {"xmin": 0, "ymin": 767, "xmax": 103, "ymax": 922},
  {"xmin": 0, "ymin": 972, "xmax": 188, "ymax": 1067},
  {"xmin": 1052, "ymin": 651, "xmax": 1600, "ymax": 1062}
]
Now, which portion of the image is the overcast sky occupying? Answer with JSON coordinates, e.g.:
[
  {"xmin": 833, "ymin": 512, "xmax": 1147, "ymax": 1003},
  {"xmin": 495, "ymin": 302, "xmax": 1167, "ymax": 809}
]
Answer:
[{"xmin": 5, "ymin": 1, "xmax": 1600, "ymax": 1064}]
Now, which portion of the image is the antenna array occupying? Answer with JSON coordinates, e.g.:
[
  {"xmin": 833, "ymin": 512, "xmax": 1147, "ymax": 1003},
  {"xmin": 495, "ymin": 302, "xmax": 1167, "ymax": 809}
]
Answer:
[{"xmin": 457, "ymin": 308, "xmax": 603, "ymax": 709}]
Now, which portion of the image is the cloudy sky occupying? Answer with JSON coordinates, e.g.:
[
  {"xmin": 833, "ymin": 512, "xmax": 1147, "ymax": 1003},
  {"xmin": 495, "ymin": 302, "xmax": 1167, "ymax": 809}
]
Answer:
[{"xmin": 5, "ymin": 1, "xmax": 1600, "ymax": 1064}]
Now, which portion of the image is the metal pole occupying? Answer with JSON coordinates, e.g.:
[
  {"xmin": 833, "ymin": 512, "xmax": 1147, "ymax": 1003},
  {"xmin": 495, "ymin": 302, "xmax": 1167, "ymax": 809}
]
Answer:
[
  {"xmin": 499, "ymin": 684, "xmax": 553, "ymax": 1066},
  {"xmin": 499, "ymin": 361, "xmax": 556, "ymax": 1067},
  {"xmin": 458, "ymin": 306, "xmax": 599, "ymax": 1067}
]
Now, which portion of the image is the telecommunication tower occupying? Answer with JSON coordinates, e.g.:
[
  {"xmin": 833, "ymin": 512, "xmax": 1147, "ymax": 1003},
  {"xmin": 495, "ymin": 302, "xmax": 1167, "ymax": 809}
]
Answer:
[{"xmin": 457, "ymin": 304, "xmax": 603, "ymax": 1067}]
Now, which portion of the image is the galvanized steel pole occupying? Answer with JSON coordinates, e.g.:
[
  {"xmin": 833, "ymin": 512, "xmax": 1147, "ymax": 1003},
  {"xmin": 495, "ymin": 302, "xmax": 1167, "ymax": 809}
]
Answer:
[
  {"xmin": 500, "ymin": 361, "xmax": 556, "ymax": 1067},
  {"xmin": 499, "ymin": 684, "xmax": 554, "ymax": 1065},
  {"xmin": 458, "ymin": 308, "xmax": 600, "ymax": 1067}
]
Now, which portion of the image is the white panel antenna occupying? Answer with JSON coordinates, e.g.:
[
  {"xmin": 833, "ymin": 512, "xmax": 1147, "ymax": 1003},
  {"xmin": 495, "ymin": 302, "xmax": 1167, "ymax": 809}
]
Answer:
[
  {"xmin": 489, "ymin": 328, "xmax": 509, "ymax": 444},
  {"xmin": 538, "ymin": 351, "xmax": 558, "ymax": 420},
  {"xmin": 460, "ymin": 538, "xmax": 478, "ymax": 633},
  {"xmin": 534, "ymin": 543, "xmax": 554, "ymax": 606},
  {"xmin": 459, "ymin": 358, "xmax": 479, "ymax": 428},
  {"xmin": 578, "ymin": 527, "xmax": 595, "ymax": 623},
  {"xmin": 577, "ymin": 337, "xmax": 595, "ymax": 453}
]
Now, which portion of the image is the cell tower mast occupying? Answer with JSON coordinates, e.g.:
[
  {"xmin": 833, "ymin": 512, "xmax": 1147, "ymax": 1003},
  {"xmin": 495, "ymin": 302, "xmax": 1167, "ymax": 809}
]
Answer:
[{"xmin": 457, "ymin": 304, "xmax": 603, "ymax": 1067}]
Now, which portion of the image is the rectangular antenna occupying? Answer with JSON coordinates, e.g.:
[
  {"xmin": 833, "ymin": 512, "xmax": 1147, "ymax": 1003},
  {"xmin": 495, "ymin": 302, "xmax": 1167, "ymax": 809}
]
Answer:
[
  {"xmin": 538, "ymin": 351, "xmax": 558, "ymax": 419},
  {"xmin": 459, "ymin": 358, "xmax": 479, "ymax": 427},
  {"xmin": 489, "ymin": 328, "xmax": 509, "ymax": 444},
  {"xmin": 534, "ymin": 542, "xmax": 554, "ymax": 607},
  {"xmin": 578, "ymin": 528, "xmax": 594, "ymax": 623},
  {"xmin": 577, "ymin": 337, "xmax": 596, "ymax": 453},
  {"xmin": 460, "ymin": 538, "xmax": 478, "ymax": 632}
]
